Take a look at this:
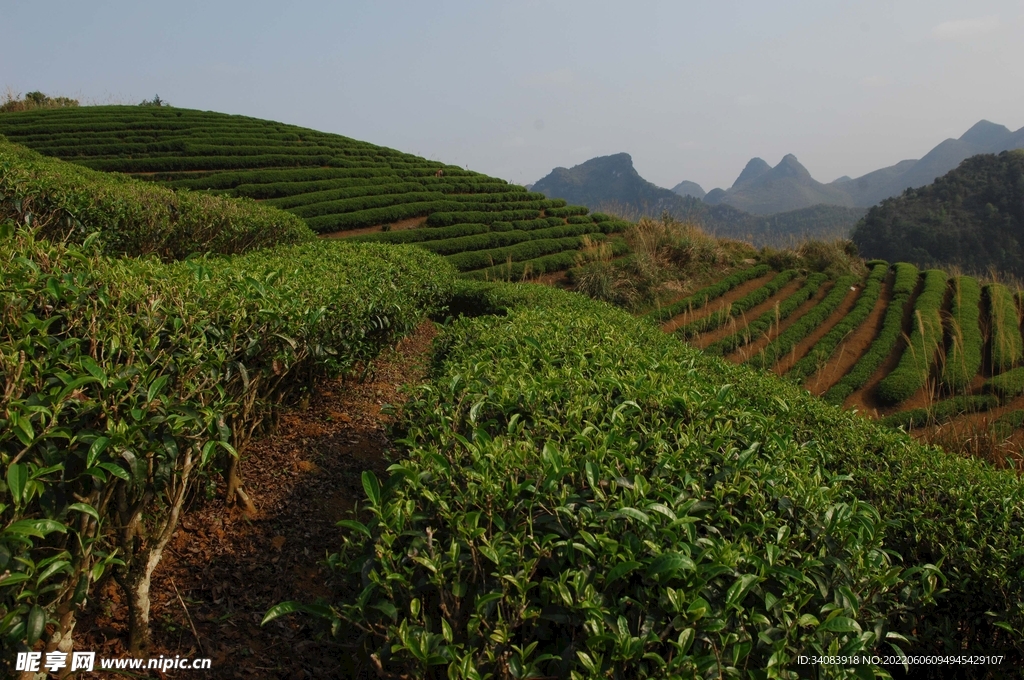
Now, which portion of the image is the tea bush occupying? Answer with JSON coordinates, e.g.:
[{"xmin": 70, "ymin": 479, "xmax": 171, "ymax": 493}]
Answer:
[
  {"xmin": 985, "ymin": 283, "xmax": 1023, "ymax": 372},
  {"xmin": 0, "ymin": 138, "xmax": 312, "ymax": 259},
  {"xmin": 879, "ymin": 395, "xmax": 999, "ymax": 429},
  {"xmin": 0, "ymin": 221, "xmax": 456, "ymax": 656},
  {"xmin": 984, "ymin": 366, "xmax": 1024, "ymax": 398},
  {"xmin": 940, "ymin": 276, "xmax": 983, "ymax": 391},
  {"xmin": 676, "ymin": 270, "xmax": 798, "ymax": 340},
  {"xmin": 876, "ymin": 269, "xmax": 947, "ymax": 405},
  {"xmin": 824, "ymin": 263, "xmax": 919, "ymax": 405},
  {"xmin": 705, "ymin": 273, "xmax": 828, "ymax": 356},
  {"xmin": 748, "ymin": 275, "xmax": 858, "ymax": 370},
  {"xmin": 277, "ymin": 282, "xmax": 1024, "ymax": 677},
  {"xmin": 786, "ymin": 263, "xmax": 887, "ymax": 384},
  {"xmin": 645, "ymin": 264, "xmax": 771, "ymax": 324}
]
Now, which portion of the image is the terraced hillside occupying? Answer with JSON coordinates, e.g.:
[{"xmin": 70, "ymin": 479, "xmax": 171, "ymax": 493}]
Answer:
[
  {"xmin": 646, "ymin": 260, "xmax": 1024, "ymax": 461},
  {"xmin": 0, "ymin": 106, "xmax": 628, "ymax": 278}
]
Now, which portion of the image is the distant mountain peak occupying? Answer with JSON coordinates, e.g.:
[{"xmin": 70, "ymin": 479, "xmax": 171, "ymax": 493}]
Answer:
[
  {"xmin": 959, "ymin": 120, "xmax": 1011, "ymax": 147},
  {"xmin": 671, "ymin": 180, "xmax": 706, "ymax": 200},
  {"xmin": 733, "ymin": 158, "xmax": 771, "ymax": 188},
  {"xmin": 771, "ymin": 154, "xmax": 812, "ymax": 180}
]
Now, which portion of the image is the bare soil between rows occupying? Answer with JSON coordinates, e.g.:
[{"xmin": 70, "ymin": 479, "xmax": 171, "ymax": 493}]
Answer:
[
  {"xmin": 73, "ymin": 322, "xmax": 438, "ymax": 679},
  {"xmin": 693, "ymin": 278, "xmax": 806, "ymax": 349},
  {"xmin": 728, "ymin": 282, "xmax": 833, "ymax": 364},
  {"xmin": 772, "ymin": 283, "xmax": 860, "ymax": 377},
  {"xmin": 660, "ymin": 273, "xmax": 775, "ymax": 334}
]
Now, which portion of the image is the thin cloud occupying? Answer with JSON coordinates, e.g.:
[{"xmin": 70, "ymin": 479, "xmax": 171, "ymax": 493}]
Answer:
[{"xmin": 932, "ymin": 15, "xmax": 1000, "ymax": 41}]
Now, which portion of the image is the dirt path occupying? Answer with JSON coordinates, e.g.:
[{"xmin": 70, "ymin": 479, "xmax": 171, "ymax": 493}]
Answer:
[
  {"xmin": 773, "ymin": 283, "xmax": 860, "ymax": 376},
  {"xmin": 74, "ymin": 322, "xmax": 438, "ymax": 678},
  {"xmin": 693, "ymin": 278, "xmax": 805, "ymax": 349},
  {"xmin": 322, "ymin": 216, "xmax": 428, "ymax": 239},
  {"xmin": 805, "ymin": 271, "xmax": 895, "ymax": 396},
  {"xmin": 661, "ymin": 273, "xmax": 775, "ymax": 334},
  {"xmin": 729, "ymin": 282, "xmax": 832, "ymax": 364}
]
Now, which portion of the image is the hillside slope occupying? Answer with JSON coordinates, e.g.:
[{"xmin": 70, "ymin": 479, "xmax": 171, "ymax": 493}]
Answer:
[
  {"xmin": 0, "ymin": 106, "xmax": 622, "ymax": 279},
  {"xmin": 852, "ymin": 150, "xmax": 1024, "ymax": 275}
]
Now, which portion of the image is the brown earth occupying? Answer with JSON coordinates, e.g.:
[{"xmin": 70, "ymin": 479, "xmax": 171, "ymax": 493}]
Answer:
[
  {"xmin": 843, "ymin": 276, "xmax": 924, "ymax": 417},
  {"xmin": 322, "ymin": 216, "xmax": 429, "ymax": 239},
  {"xmin": 805, "ymin": 271, "xmax": 894, "ymax": 396},
  {"xmin": 660, "ymin": 273, "xmax": 776, "ymax": 334},
  {"xmin": 773, "ymin": 283, "xmax": 860, "ymax": 376},
  {"xmin": 728, "ymin": 281, "xmax": 833, "ymax": 364},
  {"xmin": 73, "ymin": 322, "xmax": 438, "ymax": 679},
  {"xmin": 693, "ymin": 278, "xmax": 805, "ymax": 350}
]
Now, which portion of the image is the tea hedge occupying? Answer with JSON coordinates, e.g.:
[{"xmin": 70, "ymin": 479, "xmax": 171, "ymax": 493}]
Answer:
[
  {"xmin": 786, "ymin": 263, "xmax": 887, "ymax": 384},
  {"xmin": 824, "ymin": 263, "xmax": 919, "ymax": 405},
  {"xmin": 272, "ymin": 282, "xmax": 1024, "ymax": 676},
  {"xmin": 748, "ymin": 275, "xmax": 858, "ymax": 371},
  {"xmin": 986, "ymin": 283, "xmax": 1023, "ymax": 372},
  {"xmin": 0, "ymin": 221, "xmax": 456, "ymax": 657},
  {"xmin": 676, "ymin": 269, "xmax": 799, "ymax": 340},
  {"xmin": 879, "ymin": 395, "xmax": 999, "ymax": 430},
  {"xmin": 876, "ymin": 269, "xmax": 947, "ymax": 405},
  {"xmin": 645, "ymin": 264, "xmax": 771, "ymax": 324},
  {"xmin": 0, "ymin": 138, "xmax": 313, "ymax": 259},
  {"xmin": 984, "ymin": 366, "xmax": 1024, "ymax": 398},
  {"xmin": 705, "ymin": 273, "xmax": 828, "ymax": 356},
  {"xmin": 940, "ymin": 276, "xmax": 983, "ymax": 392}
]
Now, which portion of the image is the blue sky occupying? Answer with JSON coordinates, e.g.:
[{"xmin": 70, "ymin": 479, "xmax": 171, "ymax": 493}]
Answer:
[{"xmin": 3, "ymin": 1, "xmax": 1022, "ymax": 190}]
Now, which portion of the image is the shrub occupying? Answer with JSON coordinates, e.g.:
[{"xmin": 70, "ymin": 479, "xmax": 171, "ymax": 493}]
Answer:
[
  {"xmin": 676, "ymin": 270, "xmax": 798, "ymax": 340},
  {"xmin": 876, "ymin": 269, "xmax": 948, "ymax": 405},
  {"xmin": 786, "ymin": 262, "xmax": 888, "ymax": 383},
  {"xmin": 0, "ymin": 139, "xmax": 313, "ymax": 258},
  {"xmin": 984, "ymin": 366, "xmax": 1024, "ymax": 398},
  {"xmin": 274, "ymin": 282, "xmax": 1024, "ymax": 675},
  {"xmin": 941, "ymin": 276, "xmax": 983, "ymax": 391},
  {"xmin": 748, "ymin": 275, "xmax": 858, "ymax": 370},
  {"xmin": 0, "ymin": 222, "xmax": 456, "ymax": 657},
  {"xmin": 645, "ymin": 265, "xmax": 771, "ymax": 323},
  {"xmin": 986, "ymin": 283, "xmax": 1023, "ymax": 372},
  {"xmin": 705, "ymin": 273, "xmax": 828, "ymax": 356},
  {"xmin": 824, "ymin": 263, "xmax": 919, "ymax": 405},
  {"xmin": 880, "ymin": 395, "xmax": 999, "ymax": 429}
]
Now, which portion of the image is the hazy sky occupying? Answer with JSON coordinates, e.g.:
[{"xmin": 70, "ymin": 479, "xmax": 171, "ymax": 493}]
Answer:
[{"xmin": 3, "ymin": 1, "xmax": 1023, "ymax": 190}]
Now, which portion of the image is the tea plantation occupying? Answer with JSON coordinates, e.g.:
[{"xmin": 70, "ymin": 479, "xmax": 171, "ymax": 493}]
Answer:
[
  {"xmin": 0, "ymin": 107, "xmax": 629, "ymax": 278},
  {"xmin": 2, "ymin": 113, "xmax": 1023, "ymax": 678}
]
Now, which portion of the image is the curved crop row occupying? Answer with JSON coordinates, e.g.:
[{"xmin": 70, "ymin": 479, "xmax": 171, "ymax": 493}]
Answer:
[
  {"xmin": 646, "ymin": 264, "xmax": 771, "ymax": 323},
  {"xmin": 879, "ymin": 394, "xmax": 999, "ymax": 430},
  {"xmin": 705, "ymin": 273, "xmax": 828, "ymax": 356},
  {"xmin": 785, "ymin": 262, "xmax": 888, "ymax": 383},
  {"xmin": 446, "ymin": 235, "xmax": 608, "ymax": 272},
  {"xmin": 824, "ymin": 262, "xmax": 919, "ymax": 405},
  {"xmin": 940, "ymin": 276, "xmax": 983, "ymax": 391},
  {"xmin": 747, "ymin": 274, "xmax": 858, "ymax": 370},
  {"xmin": 413, "ymin": 224, "xmax": 617, "ymax": 256},
  {"xmin": 426, "ymin": 209, "xmax": 543, "ymax": 227},
  {"xmin": 876, "ymin": 269, "xmax": 948, "ymax": 405},
  {"xmin": 460, "ymin": 244, "xmax": 630, "ymax": 281},
  {"xmin": 986, "ymin": 283, "xmax": 1023, "ymax": 372},
  {"xmin": 984, "ymin": 366, "xmax": 1024, "ymax": 398},
  {"xmin": 676, "ymin": 269, "xmax": 799, "ymax": 340},
  {"xmin": 545, "ymin": 204, "xmax": 589, "ymax": 218},
  {"xmin": 0, "ymin": 139, "xmax": 311, "ymax": 259}
]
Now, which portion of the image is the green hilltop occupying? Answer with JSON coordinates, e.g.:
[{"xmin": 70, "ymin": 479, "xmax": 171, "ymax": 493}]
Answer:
[
  {"xmin": 853, "ymin": 150, "xmax": 1024, "ymax": 276},
  {"xmin": 1, "ymin": 108, "xmax": 1023, "ymax": 677}
]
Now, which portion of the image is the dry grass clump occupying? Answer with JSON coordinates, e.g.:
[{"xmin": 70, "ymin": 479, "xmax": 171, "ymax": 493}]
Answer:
[{"xmin": 570, "ymin": 214, "xmax": 746, "ymax": 310}]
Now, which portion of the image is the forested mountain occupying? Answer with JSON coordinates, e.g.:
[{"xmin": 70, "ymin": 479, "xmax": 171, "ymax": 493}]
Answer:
[
  {"xmin": 835, "ymin": 120, "xmax": 1024, "ymax": 206},
  {"xmin": 852, "ymin": 150, "xmax": 1024, "ymax": 275}
]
